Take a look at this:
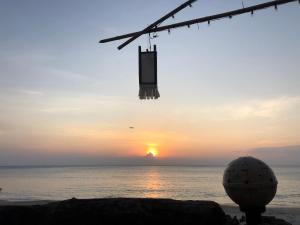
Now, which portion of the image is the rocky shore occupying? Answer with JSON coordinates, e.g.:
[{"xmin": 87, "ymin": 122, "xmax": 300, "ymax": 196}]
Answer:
[{"xmin": 0, "ymin": 198, "xmax": 292, "ymax": 225}]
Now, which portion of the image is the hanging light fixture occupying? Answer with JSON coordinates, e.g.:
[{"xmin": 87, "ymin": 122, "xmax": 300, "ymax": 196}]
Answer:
[
  {"xmin": 138, "ymin": 46, "xmax": 160, "ymax": 100},
  {"xmin": 100, "ymin": 0, "xmax": 298, "ymax": 100}
]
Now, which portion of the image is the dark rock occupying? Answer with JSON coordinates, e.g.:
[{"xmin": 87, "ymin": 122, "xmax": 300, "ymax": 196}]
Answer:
[
  {"xmin": 225, "ymin": 215, "xmax": 240, "ymax": 225},
  {"xmin": 225, "ymin": 215, "xmax": 292, "ymax": 225},
  {"xmin": 0, "ymin": 198, "xmax": 227, "ymax": 225},
  {"xmin": 0, "ymin": 198, "xmax": 292, "ymax": 225},
  {"xmin": 260, "ymin": 216, "xmax": 292, "ymax": 225}
]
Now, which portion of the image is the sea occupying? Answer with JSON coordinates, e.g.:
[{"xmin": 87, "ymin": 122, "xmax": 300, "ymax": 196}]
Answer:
[{"xmin": 0, "ymin": 166, "xmax": 299, "ymax": 208}]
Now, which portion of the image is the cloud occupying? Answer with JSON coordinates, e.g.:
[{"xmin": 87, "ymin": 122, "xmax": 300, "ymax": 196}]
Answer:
[
  {"xmin": 17, "ymin": 89, "xmax": 44, "ymax": 96},
  {"xmin": 247, "ymin": 145, "xmax": 300, "ymax": 165},
  {"xmin": 0, "ymin": 121, "xmax": 14, "ymax": 135},
  {"xmin": 0, "ymin": 147, "xmax": 232, "ymax": 166},
  {"xmin": 0, "ymin": 51, "xmax": 93, "ymax": 92},
  {"xmin": 217, "ymin": 96, "xmax": 300, "ymax": 120},
  {"xmin": 172, "ymin": 96, "xmax": 300, "ymax": 120},
  {"xmin": 145, "ymin": 152, "xmax": 155, "ymax": 159}
]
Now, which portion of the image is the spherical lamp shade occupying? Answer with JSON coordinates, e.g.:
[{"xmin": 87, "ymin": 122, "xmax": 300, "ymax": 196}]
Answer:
[{"xmin": 223, "ymin": 157, "xmax": 278, "ymax": 210}]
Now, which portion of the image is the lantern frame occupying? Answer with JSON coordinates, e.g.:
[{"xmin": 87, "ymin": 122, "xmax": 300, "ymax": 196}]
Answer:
[{"xmin": 138, "ymin": 45, "xmax": 157, "ymax": 85}]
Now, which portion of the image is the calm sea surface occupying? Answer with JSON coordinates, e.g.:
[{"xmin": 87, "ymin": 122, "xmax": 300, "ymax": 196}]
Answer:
[{"xmin": 0, "ymin": 166, "xmax": 299, "ymax": 207}]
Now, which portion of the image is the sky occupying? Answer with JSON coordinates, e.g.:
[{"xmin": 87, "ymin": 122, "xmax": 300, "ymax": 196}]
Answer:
[{"xmin": 0, "ymin": 0, "xmax": 300, "ymax": 165}]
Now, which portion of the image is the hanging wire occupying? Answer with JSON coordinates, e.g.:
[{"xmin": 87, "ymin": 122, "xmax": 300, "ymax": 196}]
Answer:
[
  {"xmin": 147, "ymin": 23, "xmax": 161, "ymax": 51},
  {"xmin": 148, "ymin": 33, "xmax": 152, "ymax": 51},
  {"xmin": 148, "ymin": 32, "xmax": 160, "ymax": 51}
]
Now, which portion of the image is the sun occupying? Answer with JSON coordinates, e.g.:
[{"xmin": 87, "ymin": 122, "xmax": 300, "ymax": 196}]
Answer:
[{"xmin": 147, "ymin": 147, "xmax": 158, "ymax": 157}]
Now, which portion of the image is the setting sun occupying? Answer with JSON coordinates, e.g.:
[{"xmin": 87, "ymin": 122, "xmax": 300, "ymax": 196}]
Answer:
[{"xmin": 147, "ymin": 147, "xmax": 158, "ymax": 157}]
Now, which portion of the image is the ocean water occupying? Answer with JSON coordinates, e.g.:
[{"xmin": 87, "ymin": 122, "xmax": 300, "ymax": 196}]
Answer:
[{"xmin": 0, "ymin": 166, "xmax": 299, "ymax": 207}]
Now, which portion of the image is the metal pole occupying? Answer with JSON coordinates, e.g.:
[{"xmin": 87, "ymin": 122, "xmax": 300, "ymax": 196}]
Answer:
[
  {"xmin": 117, "ymin": 0, "xmax": 197, "ymax": 50},
  {"xmin": 100, "ymin": 0, "xmax": 298, "ymax": 45}
]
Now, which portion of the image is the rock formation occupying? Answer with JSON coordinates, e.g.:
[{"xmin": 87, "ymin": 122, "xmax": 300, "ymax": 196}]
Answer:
[{"xmin": 0, "ymin": 198, "xmax": 291, "ymax": 225}]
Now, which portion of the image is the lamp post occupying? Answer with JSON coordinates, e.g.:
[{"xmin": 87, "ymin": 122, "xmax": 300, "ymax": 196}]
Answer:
[{"xmin": 223, "ymin": 157, "xmax": 278, "ymax": 225}]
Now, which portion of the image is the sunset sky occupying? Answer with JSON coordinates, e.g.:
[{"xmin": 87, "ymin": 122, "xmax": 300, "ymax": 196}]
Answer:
[{"xmin": 0, "ymin": 0, "xmax": 300, "ymax": 165}]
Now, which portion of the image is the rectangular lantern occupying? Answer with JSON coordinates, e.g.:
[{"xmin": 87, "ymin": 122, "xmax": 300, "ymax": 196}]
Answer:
[{"xmin": 138, "ymin": 45, "xmax": 160, "ymax": 100}]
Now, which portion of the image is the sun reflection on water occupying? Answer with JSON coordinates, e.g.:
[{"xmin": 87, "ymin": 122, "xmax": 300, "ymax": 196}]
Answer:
[{"xmin": 142, "ymin": 168, "xmax": 164, "ymax": 198}]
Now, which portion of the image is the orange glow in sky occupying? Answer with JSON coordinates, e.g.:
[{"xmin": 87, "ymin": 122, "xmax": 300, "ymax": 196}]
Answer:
[
  {"xmin": 147, "ymin": 144, "xmax": 158, "ymax": 157},
  {"xmin": 0, "ymin": 1, "xmax": 299, "ymax": 166}
]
